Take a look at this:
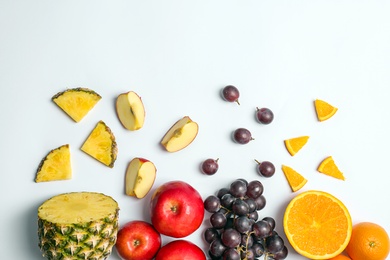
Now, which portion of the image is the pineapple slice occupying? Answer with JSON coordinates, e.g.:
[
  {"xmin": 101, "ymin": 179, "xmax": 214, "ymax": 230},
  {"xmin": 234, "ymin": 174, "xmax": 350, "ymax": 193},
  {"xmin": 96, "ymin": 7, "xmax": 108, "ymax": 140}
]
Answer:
[
  {"xmin": 38, "ymin": 192, "xmax": 119, "ymax": 260},
  {"xmin": 52, "ymin": 87, "xmax": 101, "ymax": 122},
  {"xmin": 81, "ymin": 120, "xmax": 118, "ymax": 168},
  {"xmin": 35, "ymin": 144, "xmax": 71, "ymax": 182}
]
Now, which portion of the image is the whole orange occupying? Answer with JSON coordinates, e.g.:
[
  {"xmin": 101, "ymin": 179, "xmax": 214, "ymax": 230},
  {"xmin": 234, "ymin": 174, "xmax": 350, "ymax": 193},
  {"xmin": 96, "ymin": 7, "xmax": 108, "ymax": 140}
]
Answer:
[
  {"xmin": 328, "ymin": 254, "xmax": 351, "ymax": 260},
  {"xmin": 346, "ymin": 222, "xmax": 390, "ymax": 260}
]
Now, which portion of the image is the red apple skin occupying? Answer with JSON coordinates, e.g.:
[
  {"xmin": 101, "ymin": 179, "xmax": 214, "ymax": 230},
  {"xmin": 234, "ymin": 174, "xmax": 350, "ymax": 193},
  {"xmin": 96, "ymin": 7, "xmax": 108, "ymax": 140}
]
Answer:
[
  {"xmin": 150, "ymin": 180, "xmax": 204, "ymax": 238},
  {"xmin": 155, "ymin": 240, "xmax": 206, "ymax": 260},
  {"xmin": 115, "ymin": 220, "xmax": 161, "ymax": 260}
]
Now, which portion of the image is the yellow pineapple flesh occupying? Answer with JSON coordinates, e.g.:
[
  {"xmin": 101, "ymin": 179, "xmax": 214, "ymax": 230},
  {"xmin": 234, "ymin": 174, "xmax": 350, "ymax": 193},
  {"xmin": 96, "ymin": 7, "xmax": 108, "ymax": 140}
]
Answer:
[
  {"xmin": 35, "ymin": 144, "xmax": 72, "ymax": 182},
  {"xmin": 52, "ymin": 88, "xmax": 101, "ymax": 122},
  {"xmin": 81, "ymin": 121, "xmax": 118, "ymax": 168},
  {"xmin": 38, "ymin": 192, "xmax": 119, "ymax": 260}
]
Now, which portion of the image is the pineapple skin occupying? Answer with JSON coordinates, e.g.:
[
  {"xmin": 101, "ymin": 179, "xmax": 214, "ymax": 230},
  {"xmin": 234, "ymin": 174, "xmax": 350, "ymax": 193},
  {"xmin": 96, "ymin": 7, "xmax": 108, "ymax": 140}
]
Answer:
[{"xmin": 37, "ymin": 192, "xmax": 119, "ymax": 260}]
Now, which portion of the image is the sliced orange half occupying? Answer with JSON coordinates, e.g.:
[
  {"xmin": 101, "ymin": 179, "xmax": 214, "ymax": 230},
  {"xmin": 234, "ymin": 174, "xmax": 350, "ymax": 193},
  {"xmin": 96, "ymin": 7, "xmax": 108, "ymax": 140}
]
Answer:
[
  {"xmin": 284, "ymin": 190, "xmax": 352, "ymax": 259},
  {"xmin": 281, "ymin": 165, "xmax": 308, "ymax": 192},
  {"xmin": 318, "ymin": 156, "xmax": 345, "ymax": 180},
  {"xmin": 314, "ymin": 99, "xmax": 338, "ymax": 122},
  {"xmin": 284, "ymin": 136, "xmax": 309, "ymax": 156}
]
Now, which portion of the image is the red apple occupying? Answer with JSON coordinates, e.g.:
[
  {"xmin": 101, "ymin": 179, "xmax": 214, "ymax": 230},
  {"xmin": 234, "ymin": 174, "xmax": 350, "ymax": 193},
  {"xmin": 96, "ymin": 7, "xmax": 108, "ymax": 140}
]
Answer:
[
  {"xmin": 155, "ymin": 240, "xmax": 206, "ymax": 260},
  {"xmin": 115, "ymin": 220, "xmax": 161, "ymax": 260},
  {"xmin": 150, "ymin": 180, "xmax": 204, "ymax": 238}
]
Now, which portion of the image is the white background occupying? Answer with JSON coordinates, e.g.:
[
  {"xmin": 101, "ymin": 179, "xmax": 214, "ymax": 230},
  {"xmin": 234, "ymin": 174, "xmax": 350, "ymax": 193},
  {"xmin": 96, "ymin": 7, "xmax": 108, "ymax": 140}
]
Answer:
[{"xmin": 1, "ymin": 1, "xmax": 390, "ymax": 259}]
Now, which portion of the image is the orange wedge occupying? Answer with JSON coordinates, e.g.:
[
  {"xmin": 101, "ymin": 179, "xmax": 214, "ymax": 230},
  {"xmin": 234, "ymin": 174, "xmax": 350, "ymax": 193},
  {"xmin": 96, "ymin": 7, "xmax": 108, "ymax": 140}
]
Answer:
[
  {"xmin": 284, "ymin": 136, "xmax": 309, "ymax": 156},
  {"xmin": 281, "ymin": 165, "xmax": 308, "ymax": 192},
  {"xmin": 314, "ymin": 99, "xmax": 338, "ymax": 122},
  {"xmin": 317, "ymin": 156, "xmax": 345, "ymax": 180},
  {"xmin": 284, "ymin": 190, "xmax": 352, "ymax": 259}
]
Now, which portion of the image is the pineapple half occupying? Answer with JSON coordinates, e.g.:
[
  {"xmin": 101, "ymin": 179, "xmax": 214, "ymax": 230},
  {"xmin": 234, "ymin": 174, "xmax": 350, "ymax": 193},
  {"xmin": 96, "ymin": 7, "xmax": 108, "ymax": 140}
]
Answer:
[
  {"xmin": 38, "ymin": 192, "xmax": 119, "ymax": 260},
  {"xmin": 52, "ymin": 88, "xmax": 102, "ymax": 122},
  {"xmin": 81, "ymin": 121, "xmax": 118, "ymax": 168},
  {"xmin": 35, "ymin": 144, "xmax": 71, "ymax": 182}
]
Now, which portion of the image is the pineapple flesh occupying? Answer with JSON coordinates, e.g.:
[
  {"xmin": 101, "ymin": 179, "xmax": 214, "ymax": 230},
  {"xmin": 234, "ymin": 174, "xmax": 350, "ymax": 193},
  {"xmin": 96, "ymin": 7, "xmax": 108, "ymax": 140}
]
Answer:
[
  {"xmin": 52, "ymin": 88, "xmax": 101, "ymax": 122},
  {"xmin": 38, "ymin": 192, "xmax": 119, "ymax": 260},
  {"xmin": 35, "ymin": 144, "xmax": 72, "ymax": 182},
  {"xmin": 81, "ymin": 121, "xmax": 118, "ymax": 168}
]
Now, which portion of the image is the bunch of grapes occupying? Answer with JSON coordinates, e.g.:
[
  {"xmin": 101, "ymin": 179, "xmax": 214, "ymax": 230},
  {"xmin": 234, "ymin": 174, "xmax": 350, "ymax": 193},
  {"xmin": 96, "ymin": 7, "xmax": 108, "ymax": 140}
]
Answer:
[{"xmin": 203, "ymin": 179, "xmax": 288, "ymax": 260}]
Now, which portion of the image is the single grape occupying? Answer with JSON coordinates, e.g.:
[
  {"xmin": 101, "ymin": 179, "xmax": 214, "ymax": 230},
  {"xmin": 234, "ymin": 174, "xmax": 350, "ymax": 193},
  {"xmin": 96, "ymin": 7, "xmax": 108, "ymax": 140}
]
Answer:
[
  {"xmin": 221, "ymin": 228, "xmax": 241, "ymax": 248},
  {"xmin": 246, "ymin": 180, "xmax": 264, "ymax": 199},
  {"xmin": 232, "ymin": 199, "xmax": 249, "ymax": 216},
  {"xmin": 240, "ymin": 233, "xmax": 254, "ymax": 248},
  {"xmin": 254, "ymin": 195, "xmax": 266, "ymax": 210},
  {"xmin": 222, "ymin": 85, "xmax": 240, "ymax": 104},
  {"xmin": 229, "ymin": 179, "xmax": 247, "ymax": 198},
  {"xmin": 256, "ymin": 107, "xmax": 274, "ymax": 124},
  {"xmin": 244, "ymin": 198, "xmax": 257, "ymax": 213},
  {"xmin": 255, "ymin": 160, "xmax": 275, "ymax": 178},
  {"xmin": 247, "ymin": 210, "xmax": 259, "ymax": 221},
  {"xmin": 272, "ymin": 246, "xmax": 288, "ymax": 260},
  {"xmin": 252, "ymin": 220, "xmax": 272, "ymax": 239},
  {"xmin": 241, "ymin": 248, "xmax": 255, "ymax": 260},
  {"xmin": 221, "ymin": 193, "xmax": 236, "ymax": 209},
  {"xmin": 217, "ymin": 188, "xmax": 230, "ymax": 199},
  {"xmin": 201, "ymin": 158, "xmax": 219, "ymax": 175},
  {"xmin": 234, "ymin": 216, "xmax": 252, "ymax": 234},
  {"xmin": 222, "ymin": 248, "xmax": 240, "ymax": 260},
  {"xmin": 204, "ymin": 195, "xmax": 221, "ymax": 213},
  {"xmin": 209, "ymin": 239, "xmax": 227, "ymax": 257},
  {"xmin": 262, "ymin": 216, "xmax": 276, "ymax": 230},
  {"xmin": 265, "ymin": 234, "xmax": 285, "ymax": 254},
  {"xmin": 204, "ymin": 227, "xmax": 219, "ymax": 244},
  {"xmin": 251, "ymin": 242, "xmax": 265, "ymax": 257},
  {"xmin": 210, "ymin": 211, "xmax": 227, "ymax": 229},
  {"xmin": 233, "ymin": 128, "xmax": 253, "ymax": 144}
]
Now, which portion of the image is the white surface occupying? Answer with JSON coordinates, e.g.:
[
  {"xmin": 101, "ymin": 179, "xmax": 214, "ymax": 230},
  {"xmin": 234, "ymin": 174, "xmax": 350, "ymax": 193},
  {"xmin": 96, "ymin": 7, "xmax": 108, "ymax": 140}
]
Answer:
[{"xmin": 1, "ymin": 1, "xmax": 390, "ymax": 259}]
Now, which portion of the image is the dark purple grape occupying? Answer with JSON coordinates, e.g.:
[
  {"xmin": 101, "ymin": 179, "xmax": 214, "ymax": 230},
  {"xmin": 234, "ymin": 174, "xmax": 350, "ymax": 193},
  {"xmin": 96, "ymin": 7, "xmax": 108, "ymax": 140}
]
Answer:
[
  {"xmin": 254, "ymin": 195, "xmax": 266, "ymax": 210},
  {"xmin": 233, "ymin": 128, "xmax": 253, "ymax": 144},
  {"xmin": 241, "ymin": 248, "xmax": 255, "ymax": 260},
  {"xmin": 221, "ymin": 193, "xmax": 235, "ymax": 209},
  {"xmin": 234, "ymin": 216, "xmax": 252, "ymax": 233},
  {"xmin": 210, "ymin": 211, "xmax": 227, "ymax": 229},
  {"xmin": 262, "ymin": 216, "xmax": 276, "ymax": 230},
  {"xmin": 244, "ymin": 198, "xmax": 257, "ymax": 213},
  {"xmin": 272, "ymin": 245, "xmax": 288, "ymax": 260},
  {"xmin": 232, "ymin": 199, "xmax": 249, "ymax": 216},
  {"xmin": 210, "ymin": 239, "xmax": 227, "ymax": 257},
  {"xmin": 204, "ymin": 195, "xmax": 221, "ymax": 213},
  {"xmin": 221, "ymin": 228, "xmax": 241, "ymax": 248},
  {"xmin": 201, "ymin": 158, "xmax": 219, "ymax": 175},
  {"xmin": 256, "ymin": 107, "xmax": 274, "ymax": 124},
  {"xmin": 247, "ymin": 210, "xmax": 259, "ymax": 221},
  {"xmin": 251, "ymin": 242, "xmax": 265, "ymax": 257},
  {"xmin": 255, "ymin": 160, "xmax": 275, "ymax": 178},
  {"xmin": 240, "ymin": 233, "xmax": 254, "ymax": 248},
  {"xmin": 222, "ymin": 85, "xmax": 240, "ymax": 104},
  {"xmin": 229, "ymin": 179, "xmax": 247, "ymax": 198},
  {"xmin": 222, "ymin": 248, "xmax": 240, "ymax": 260},
  {"xmin": 265, "ymin": 235, "xmax": 284, "ymax": 254},
  {"xmin": 246, "ymin": 180, "xmax": 264, "ymax": 199},
  {"xmin": 252, "ymin": 220, "xmax": 272, "ymax": 239},
  {"xmin": 204, "ymin": 227, "xmax": 219, "ymax": 244},
  {"xmin": 217, "ymin": 188, "xmax": 230, "ymax": 199}
]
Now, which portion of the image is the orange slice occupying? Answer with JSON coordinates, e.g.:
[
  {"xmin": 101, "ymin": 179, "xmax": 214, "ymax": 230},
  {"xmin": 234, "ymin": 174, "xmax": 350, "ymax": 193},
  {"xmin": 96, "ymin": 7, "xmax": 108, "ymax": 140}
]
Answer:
[
  {"xmin": 281, "ymin": 165, "xmax": 308, "ymax": 192},
  {"xmin": 317, "ymin": 156, "xmax": 345, "ymax": 180},
  {"xmin": 284, "ymin": 136, "xmax": 309, "ymax": 156},
  {"xmin": 314, "ymin": 99, "xmax": 338, "ymax": 122},
  {"xmin": 284, "ymin": 190, "xmax": 352, "ymax": 259}
]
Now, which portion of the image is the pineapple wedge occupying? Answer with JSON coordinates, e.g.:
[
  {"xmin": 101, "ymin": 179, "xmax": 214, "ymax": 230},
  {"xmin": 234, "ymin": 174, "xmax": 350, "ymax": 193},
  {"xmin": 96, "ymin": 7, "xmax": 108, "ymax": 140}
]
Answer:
[
  {"xmin": 81, "ymin": 120, "xmax": 118, "ymax": 168},
  {"xmin": 38, "ymin": 192, "xmax": 119, "ymax": 260},
  {"xmin": 35, "ymin": 144, "xmax": 71, "ymax": 182},
  {"xmin": 52, "ymin": 87, "xmax": 101, "ymax": 122}
]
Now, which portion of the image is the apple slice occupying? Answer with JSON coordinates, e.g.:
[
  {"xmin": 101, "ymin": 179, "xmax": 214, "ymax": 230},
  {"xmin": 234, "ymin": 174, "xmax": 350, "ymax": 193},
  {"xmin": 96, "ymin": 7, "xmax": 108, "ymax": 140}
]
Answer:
[
  {"xmin": 160, "ymin": 116, "xmax": 199, "ymax": 152},
  {"xmin": 116, "ymin": 91, "xmax": 145, "ymax": 131},
  {"xmin": 125, "ymin": 158, "xmax": 157, "ymax": 199}
]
